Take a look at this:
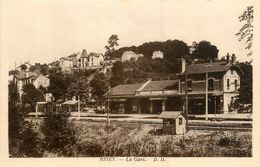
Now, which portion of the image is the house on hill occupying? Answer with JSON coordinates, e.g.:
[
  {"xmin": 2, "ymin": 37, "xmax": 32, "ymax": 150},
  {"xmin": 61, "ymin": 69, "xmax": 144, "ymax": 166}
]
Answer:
[
  {"xmin": 152, "ymin": 51, "xmax": 163, "ymax": 59},
  {"xmin": 59, "ymin": 57, "xmax": 73, "ymax": 72},
  {"xmin": 11, "ymin": 71, "xmax": 50, "ymax": 99},
  {"xmin": 88, "ymin": 52, "xmax": 104, "ymax": 67},
  {"xmin": 121, "ymin": 51, "xmax": 144, "ymax": 62},
  {"xmin": 58, "ymin": 49, "xmax": 104, "ymax": 72},
  {"xmin": 78, "ymin": 49, "xmax": 89, "ymax": 68}
]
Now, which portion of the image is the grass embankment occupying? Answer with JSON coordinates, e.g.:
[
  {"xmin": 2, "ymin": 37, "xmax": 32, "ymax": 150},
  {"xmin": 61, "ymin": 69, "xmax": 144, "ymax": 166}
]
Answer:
[{"xmin": 70, "ymin": 121, "xmax": 252, "ymax": 157}]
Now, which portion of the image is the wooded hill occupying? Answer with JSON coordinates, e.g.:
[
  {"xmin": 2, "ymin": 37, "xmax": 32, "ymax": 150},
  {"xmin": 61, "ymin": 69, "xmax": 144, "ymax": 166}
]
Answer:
[{"xmin": 107, "ymin": 39, "xmax": 190, "ymax": 62}]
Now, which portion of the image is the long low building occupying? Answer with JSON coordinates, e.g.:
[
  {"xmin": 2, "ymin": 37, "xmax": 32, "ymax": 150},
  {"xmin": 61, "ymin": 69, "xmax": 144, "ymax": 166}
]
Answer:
[{"xmin": 107, "ymin": 79, "xmax": 183, "ymax": 114}]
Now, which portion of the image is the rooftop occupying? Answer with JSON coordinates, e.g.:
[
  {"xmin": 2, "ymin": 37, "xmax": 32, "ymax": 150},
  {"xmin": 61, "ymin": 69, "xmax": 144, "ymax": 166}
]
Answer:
[
  {"xmin": 160, "ymin": 111, "xmax": 183, "ymax": 119},
  {"xmin": 182, "ymin": 61, "xmax": 233, "ymax": 75},
  {"xmin": 109, "ymin": 79, "xmax": 179, "ymax": 97},
  {"xmin": 81, "ymin": 49, "xmax": 88, "ymax": 58},
  {"xmin": 109, "ymin": 83, "xmax": 143, "ymax": 97},
  {"xmin": 89, "ymin": 52, "xmax": 102, "ymax": 57},
  {"xmin": 14, "ymin": 71, "xmax": 38, "ymax": 79},
  {"xmin": 142, "ymin": 80, "xmax": 178, "ymax": 91}
]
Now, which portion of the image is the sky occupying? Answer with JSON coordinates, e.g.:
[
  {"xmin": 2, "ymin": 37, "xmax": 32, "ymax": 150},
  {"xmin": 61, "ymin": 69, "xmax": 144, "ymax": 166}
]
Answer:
[{"xmin": 0, "ymin": 0, "xmax": 254, "ymax": 70}]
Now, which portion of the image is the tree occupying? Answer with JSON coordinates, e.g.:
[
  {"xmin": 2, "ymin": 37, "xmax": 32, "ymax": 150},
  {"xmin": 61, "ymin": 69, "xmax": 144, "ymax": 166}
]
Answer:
[
  {"xmin": 9, "ymin": 105, "xmax": 42, "ymax": 157},
  {"xmin": 236, "ymin": 62, "xmax": 252, "ymax": 104},
  {"xmin": 110, "ymin": 61, "xmax": 125, "ymax": 87},
  {"xmin": 41, "ymin": 108, "xmax": 77, "ymax": 156},
  {"xmin": 20, "ymin": 64, "xmax": 28, "ymax": 71},
  {"xmin": 48, "ymin": 73, "xmax": 73, "ymax": 101},
  {"xmin": 191, "ymin": 41, "xmax": 219, "ymax": 60},
  {"xmin": 9, "ymin": 102, "xmax": 43, "ymax": 157},
  {"xmin": 30, "ymin": 63, "xmax": 49, "ymax": 75},
  {"xmin": 9, "ymin": 82, "xmax": 19, "ymax": 105},
  {"xmin": 67, "ymin": 77, "xmax": 90, "ymax": 101},
  {"xmin": 104, "ymin": 34, "xmax": 119, "ymax": 60},
  {"xmin": 236, "ymin": 6, "xmax": 253, "ymax": 56},
  {"xmin": 107, "ymin": 39, "xmax": 190, "ymax": 62},
  {"xmin": 90, "ymin": 72, "xmax": 109, "ymax": 99},
  {"xmin": 21, "ymin": 84, "xmax": 44, "ymax": 113}
]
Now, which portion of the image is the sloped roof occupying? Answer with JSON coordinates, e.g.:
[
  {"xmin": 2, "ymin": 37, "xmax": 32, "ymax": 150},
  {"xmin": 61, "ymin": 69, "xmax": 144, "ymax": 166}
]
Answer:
[
  {"xmin": 160, "ymin": 111, "xmax": 183, "ymax": 119},
  {"xmin": 16, "ymin": 62, "xmax": 32, "ymax": 69},
  {"xmin": 14, "ymin": 71, "xmax": 38, "ymax": 79},
  {"xmin": 49, "ymin": 61, "xmax": 60, "ymax": 66},
  {"xmin": 108, "ymin": 79, "xmax": 179, "ymax": 97},
  {"xmin": 89, "ymin": 52, "xmax": 102, "ymax": 57},
  {"xmin": 68, "ymin": 53, "xmax": 78, "ymax": 58},
  {"xmin": 109, "ymin": 83, "xmax": 143, "ymax": 96},
  {"xmin": 142, "ymin": 80, "xmax": 178, "ymax": 91},
  {"xmin": 60, "ymin": 57, "xmax": 72, "ymax": 61},
  {"xmin": 81, "ymin": 49, "xmax": 88, "ymax": 58},
  {"xmin": 181, "ymin": 61, "xmax": 233, "ymax": 75}
]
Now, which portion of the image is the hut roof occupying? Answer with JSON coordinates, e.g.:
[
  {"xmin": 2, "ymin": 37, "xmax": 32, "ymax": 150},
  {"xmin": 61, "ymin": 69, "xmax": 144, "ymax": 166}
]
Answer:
[{"xmin": 159, "ymin": 111, "xmax": 183, "ymax": 119}]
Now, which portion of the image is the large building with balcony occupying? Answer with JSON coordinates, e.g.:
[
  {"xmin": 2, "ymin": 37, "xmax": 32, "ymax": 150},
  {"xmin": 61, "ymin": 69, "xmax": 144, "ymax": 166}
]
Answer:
[
  {"xmin": 107, "ymin": 53, "xmax": 242, "ymax": 115},
  {"xmin": 179, "ymin": 53, "xmax": 243, "ymax": 114}
]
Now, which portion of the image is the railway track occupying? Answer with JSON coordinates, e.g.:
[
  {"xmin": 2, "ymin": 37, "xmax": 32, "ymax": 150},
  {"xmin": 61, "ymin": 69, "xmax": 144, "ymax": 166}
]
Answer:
[{"xmin": 27, "ymin": 115, "xmax": 252, "ymax": 131}]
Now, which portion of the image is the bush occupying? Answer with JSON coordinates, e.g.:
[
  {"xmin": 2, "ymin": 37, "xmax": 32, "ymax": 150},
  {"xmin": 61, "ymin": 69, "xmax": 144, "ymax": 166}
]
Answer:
[
  {"xmin": 41, "ymin": 109, "xmax": 77, "ymax": 156},
  {"xmin": 9, "ymin": 104, "xmax": 43, "ymax": 157}
]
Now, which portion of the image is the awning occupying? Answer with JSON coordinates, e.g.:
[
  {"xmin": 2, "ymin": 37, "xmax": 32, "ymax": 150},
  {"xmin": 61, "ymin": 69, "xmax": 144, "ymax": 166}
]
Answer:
[
  {"xmin": 108, "ymin": 99, "xmax": 127, "ymax": 102},
  {"xmin": 179, "ymin": 91, "xmax": 223, "ymax": 97},
  {"xmin": 149, "ymin": 97, "xmax": 167, "ymax": 101}
]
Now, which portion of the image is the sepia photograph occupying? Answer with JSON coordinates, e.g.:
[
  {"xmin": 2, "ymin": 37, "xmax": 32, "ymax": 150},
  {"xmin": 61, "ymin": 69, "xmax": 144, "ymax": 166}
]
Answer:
[{"xmin": 1, "ymin": 0, "xmax": 259, "ymax": 165}]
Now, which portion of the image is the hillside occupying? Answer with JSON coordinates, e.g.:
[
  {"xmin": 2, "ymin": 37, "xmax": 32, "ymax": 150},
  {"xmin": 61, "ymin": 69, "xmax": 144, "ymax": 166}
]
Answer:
[{"xmin": 108, "ymin": 39, "xmax": 190, "ymax": 62}]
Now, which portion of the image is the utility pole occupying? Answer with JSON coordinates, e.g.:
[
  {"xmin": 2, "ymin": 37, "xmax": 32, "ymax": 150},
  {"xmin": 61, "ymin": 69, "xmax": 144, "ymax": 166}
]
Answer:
[
  {"xmin": 107, "ymin": 85, "xmax": 111, "ymax": 125},
  {"xmin": 185, "ymin": 65, "xmax": 189, "ymax": 131},
  {"xmin": 77, "ymin": 95, "xmax": 80, "ymax": 120},
  {"xmin": 203, "ymin": 65, "xmax": 211, "ymax": 121},
  {"xmin": 214, "ymin": 96, "xmax": 217, "ymax": 117},
  {"xmin": 205, "ymin": 70, "xmax": 208, "ymax": 121}
]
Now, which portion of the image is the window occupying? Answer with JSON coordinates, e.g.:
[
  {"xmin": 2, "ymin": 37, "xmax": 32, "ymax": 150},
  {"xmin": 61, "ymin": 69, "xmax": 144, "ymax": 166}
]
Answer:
[
  {"xmin": 187, "ymin": 80, "xmax": 192, "ymax": 91},
  {"xmin": 231, "ymin": 70, "xmax": 233, "ymax": 75},
  {"xmin": 235, "ymin": 79, "xmax": 238, "ymax": 90},
  {"xmin": 179, "ymin": 117, "xmax": 183, "ymax": 125},
  {"xmin": 208, "ymin": 79, "xmax": 214, "ymax": 90},
  {"xmin": 227, "ymin": 79, "xmax": 230, "ymax": 90}
]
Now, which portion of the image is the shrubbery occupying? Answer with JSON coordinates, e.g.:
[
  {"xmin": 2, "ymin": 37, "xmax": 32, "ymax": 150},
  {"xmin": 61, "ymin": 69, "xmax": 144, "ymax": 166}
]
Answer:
[
  {"xmin": 41, "ymin": 108, "xmax": 77, "ymax": 156},
  {"xmin": 9, "ymin": 104, "xmax": 43, "ymax": 157}
]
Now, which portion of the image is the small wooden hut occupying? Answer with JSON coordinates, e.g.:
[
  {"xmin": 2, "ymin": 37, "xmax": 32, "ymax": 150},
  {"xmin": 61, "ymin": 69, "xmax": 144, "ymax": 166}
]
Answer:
[{"xmin": 160, "ymin": 111, "xmax": 186, "ymax": 135}]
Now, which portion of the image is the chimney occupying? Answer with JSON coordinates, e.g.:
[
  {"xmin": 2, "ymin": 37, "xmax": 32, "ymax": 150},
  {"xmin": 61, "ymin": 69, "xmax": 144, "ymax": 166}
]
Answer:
[
  {"xmin": 181, "ymin": 59, "xmax": 186, "ymax": 73},
  {"xmin": 231, "ymin": 54, "xmax": 236, "ymax": 64},
  {"xmin": 226, "ymin": 53, "xmax": 230, "ymax": 64}
]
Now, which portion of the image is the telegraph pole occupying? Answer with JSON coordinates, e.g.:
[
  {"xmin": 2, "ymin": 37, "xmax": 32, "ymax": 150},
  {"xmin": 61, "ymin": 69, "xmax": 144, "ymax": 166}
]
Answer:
[
  {"xmin": 185, "ymin": 65, "xmax": 189, "ymax": 131},
  {"xmin": 107, "ymin": 85, "xmax": 111, "ymax": 125},
  {"xmin": 205, "ymin": 71, "xmax": 208, "ymax": 121},
  {"xmin": 77, "ymin": 95, "xmax": 80, "ymax": 120},
  {"xmin": 203, "ymin": 65, "xmax": 210, "ymax": 121}
]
